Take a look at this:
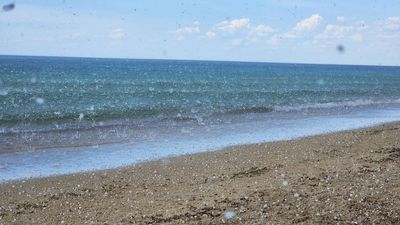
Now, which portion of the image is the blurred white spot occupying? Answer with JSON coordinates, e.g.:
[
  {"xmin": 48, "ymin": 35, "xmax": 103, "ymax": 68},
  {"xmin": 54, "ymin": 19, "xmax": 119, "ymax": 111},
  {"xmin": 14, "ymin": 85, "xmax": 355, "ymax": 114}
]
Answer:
[
  {"xmin": 317, "ymin": 79, "xmax": 325, "ymax": 85},
  {"xmin": 180, "ymin": 127, "xmax": 191, "ymax": 134},
  {"xmin": 282, "ymin": 180, "xmax": 288, "ymax": 186},
  {"xmin": 0, "ymin": 89, "xmax": 8, "ymax": 96},
  {"xmin": 35, "ymin": 97, "xmax": 45, "ymax": 105},
  {"xmin": 31, "ymin": 77, "xmax": 37, "ymax": 83},
  {"xmin": 149, "ymin": 87, "xmax": 155, "ymax": 91},
  {"xmin": 224, "ymin": 210, "xmax": 235, "ymax": 220},
  {"xmin": 294, "ymin": 193, "xmax": 300, "ymax": 198},
  {"xmin": 79, "ymin": 113, "xmax": 84, "ymax": 121}
]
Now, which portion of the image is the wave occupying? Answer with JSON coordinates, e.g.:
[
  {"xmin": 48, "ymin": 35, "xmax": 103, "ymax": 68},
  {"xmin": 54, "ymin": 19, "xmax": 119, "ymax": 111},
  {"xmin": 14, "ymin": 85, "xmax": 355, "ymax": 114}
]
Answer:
[
  {"xmin": 274, "ymin": 98, "xmax": 400, "ymax": 112},
  {"xmin": 1, "ymin": 98, "xmax": 400, "ymax": 134},
  {"xmin": 223, "ymin": 106, "xmax": 274, "ymax": 115}
]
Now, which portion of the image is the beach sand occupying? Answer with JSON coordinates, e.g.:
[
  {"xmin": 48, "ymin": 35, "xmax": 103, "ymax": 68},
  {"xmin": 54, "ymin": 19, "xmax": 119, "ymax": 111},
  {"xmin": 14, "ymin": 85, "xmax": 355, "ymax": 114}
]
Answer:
[{"xmin": 1, "ymin": 123, "xmax": 399, "ymax": 225}]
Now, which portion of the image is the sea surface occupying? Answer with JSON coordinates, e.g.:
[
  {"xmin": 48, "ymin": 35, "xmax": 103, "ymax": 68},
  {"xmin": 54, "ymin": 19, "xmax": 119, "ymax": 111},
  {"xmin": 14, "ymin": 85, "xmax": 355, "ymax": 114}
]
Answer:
[{"xmin": 1, "ymin": 55, "xmax": 400, "ymax": 181}]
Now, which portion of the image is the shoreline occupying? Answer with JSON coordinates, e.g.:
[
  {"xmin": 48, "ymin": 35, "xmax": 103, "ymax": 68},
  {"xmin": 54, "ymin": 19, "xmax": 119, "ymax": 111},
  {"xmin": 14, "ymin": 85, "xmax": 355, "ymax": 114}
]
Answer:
[
  {"xmin": 2, "ymin": 106, "xmax": 400, "ymax": 182},
  {"xmin": 1, "ymin": 122, "xmax": 400, "ymax": 224},
  {"xmin": 0, "ymin": 120, "xmax": 399, "ymax": 184}
]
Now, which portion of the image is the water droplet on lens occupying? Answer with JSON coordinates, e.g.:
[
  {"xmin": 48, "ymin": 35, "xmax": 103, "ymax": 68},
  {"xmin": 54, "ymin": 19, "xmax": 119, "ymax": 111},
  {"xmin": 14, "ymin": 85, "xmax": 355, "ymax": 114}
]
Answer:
[
  {"xmin": 35, "ymin": 97, "xmax": 45, "ymax": 105},
  {"xmin": 336, "ymin": 44, "xmax": 345, "ymax": 53},
  {"xmin": 224, "ymin": 210, "xmax": 235, "ymax": 220},
  {"xmin": 2, "ymin": 3, "xmax": 15, "ymax": 12}
]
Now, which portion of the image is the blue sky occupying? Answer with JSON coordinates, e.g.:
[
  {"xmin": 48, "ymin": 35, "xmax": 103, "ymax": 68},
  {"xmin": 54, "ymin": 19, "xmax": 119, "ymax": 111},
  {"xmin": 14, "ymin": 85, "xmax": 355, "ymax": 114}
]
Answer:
[{"xmin": 1, "ymin": 0, "xmax": 400, "ymax": 65}]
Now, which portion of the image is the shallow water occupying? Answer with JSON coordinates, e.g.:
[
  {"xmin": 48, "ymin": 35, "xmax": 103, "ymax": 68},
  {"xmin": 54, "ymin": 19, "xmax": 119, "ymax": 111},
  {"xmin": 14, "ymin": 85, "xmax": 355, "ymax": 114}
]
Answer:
[
  {"xmin": 1, "ymin": 106, "xmax": 400, "ymax": 182},
  {"xmin": 1, "ymin": 56, "xmax": 400, "ymax": 181}
]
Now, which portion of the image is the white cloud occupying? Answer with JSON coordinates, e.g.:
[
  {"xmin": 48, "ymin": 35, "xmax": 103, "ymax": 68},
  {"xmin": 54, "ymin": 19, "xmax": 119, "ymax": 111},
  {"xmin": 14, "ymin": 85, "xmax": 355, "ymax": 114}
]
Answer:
[
  {"xmin": 215, "ymin": 18, "xmax": 250, "ymax": 33},
  {"xmin": 173, "ymin": 22, "xmax": 201, "ymax": 40},
  {"xmin": 249, "ymin": 24, "xmax": 274, "ymax": 37},
  {"xmin": 383, "ymin": 17, "xmax": 400, "ymax": 30},
  {"xmin": 351, "ymin": 34, "xmax": 363, "ymax": 42},
  {"xmin": 109, "ymin": 28, "xmax": 125, "ymax": 40},
  {"xmin": 207, "ymin": 18, "xmax": 274, "ymax": 45},
  {"xmin": 285, "ymin": 14, "xmax": 323, "ymax": 37},
  {"xmin": 316, "ymin": 24, "xmax": 353, "ymax": 39},
  {"xmin": 294, "ymin": 14, "xmax": 323, "ymax": 31},
  {"xmin": 269, "ymin": 34, "xmax": 282, "ymax": 45},
  {"xmin": 175, "ymin": 25, "xmax": 200, "ymax": 35},
  {"xmin": 354, "ymin": 21, "xmax": 368, "ymax": 31},
  {"xmin": 336, "ymin": 16, "xmax": 345, "ymax": 22},
  {"xmin": 206, "ymin": 31, "xmax": 217, "ymax": 38},
  {"xmin": 231, "ymin": 39, "xmax": 242, "ymax": 46}
]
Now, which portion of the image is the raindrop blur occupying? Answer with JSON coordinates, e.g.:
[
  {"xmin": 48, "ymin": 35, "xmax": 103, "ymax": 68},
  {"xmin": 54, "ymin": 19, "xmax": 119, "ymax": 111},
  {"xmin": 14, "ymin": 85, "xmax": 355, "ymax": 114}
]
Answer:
[
  {"xmin": 35, "ymin": 97, "xmax": 45, "ymax": 105},
  {"xmin": 30, "ymin": 77, "xmax": 37, "ymax": 83},
  {"xmin": 224, "ymin": 210, "xmax": 236, "ymax": 220},
  {"xmin": 336, "ymin": 44, "xmax": 345, "ymax": 53},
  {"xmin": 0, "ymin": 89, "xmax": 8, "ymax": 96},
  {"xmin": 2, "ymin": 3, "xmax": 15, "ymax": 12},
  {"xmin": 317, "ymin": 79, "xmax": 325, "ymax": 85}
]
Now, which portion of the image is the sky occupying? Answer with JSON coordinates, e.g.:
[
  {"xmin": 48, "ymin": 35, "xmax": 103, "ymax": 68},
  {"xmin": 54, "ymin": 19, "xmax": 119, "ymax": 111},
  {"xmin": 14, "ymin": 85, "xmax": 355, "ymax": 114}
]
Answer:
[{"xmin": 1, "ymin": 0, "xmax": 400, "ymax": 65}]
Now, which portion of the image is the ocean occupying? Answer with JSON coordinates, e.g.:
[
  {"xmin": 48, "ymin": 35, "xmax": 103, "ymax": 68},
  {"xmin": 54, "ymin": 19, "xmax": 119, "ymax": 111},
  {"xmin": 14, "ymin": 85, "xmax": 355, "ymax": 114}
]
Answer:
[{"xmin": 1, "ymin": 55, "xmax": 400, "ymax": 181}]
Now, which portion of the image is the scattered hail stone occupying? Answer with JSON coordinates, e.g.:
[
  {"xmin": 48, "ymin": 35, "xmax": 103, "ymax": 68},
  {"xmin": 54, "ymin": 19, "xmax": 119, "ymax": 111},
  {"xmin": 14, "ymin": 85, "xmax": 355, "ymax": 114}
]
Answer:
[
  {"xmin": 282, "ymin": 180, "xmax": 289, "ymax": 187},
  {"xmin": 79, "ymin": 113, "xmax": 84, "ymax": 121},
  {"xmin": 224, "ymin": 210, "xmax": 235, "ymax": 220},
  {"xmin": 35, "ymin": 97, "xmax": 45, "ymax": 105},
  {"xmin": 294, "ymin": 193, "xmax": 300, "ymax": 198}
]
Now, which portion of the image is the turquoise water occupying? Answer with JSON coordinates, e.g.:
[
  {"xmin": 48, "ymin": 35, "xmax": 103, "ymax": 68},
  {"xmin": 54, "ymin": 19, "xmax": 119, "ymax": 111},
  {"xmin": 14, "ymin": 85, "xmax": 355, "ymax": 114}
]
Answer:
[
  {"xmin": 1, "ymin": 56, "xmax": 400, "ymax": 130},
  {"xmin": 1, "ymin": 55, "xmax": 400, "ymax": 181}
]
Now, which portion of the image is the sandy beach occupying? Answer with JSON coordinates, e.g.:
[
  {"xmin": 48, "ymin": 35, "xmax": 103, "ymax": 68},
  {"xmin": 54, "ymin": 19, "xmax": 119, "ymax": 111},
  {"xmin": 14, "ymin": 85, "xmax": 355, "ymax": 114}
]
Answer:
[{"xmin": 1, "ymin": 122, "xmax": 399, "ymax": 225}]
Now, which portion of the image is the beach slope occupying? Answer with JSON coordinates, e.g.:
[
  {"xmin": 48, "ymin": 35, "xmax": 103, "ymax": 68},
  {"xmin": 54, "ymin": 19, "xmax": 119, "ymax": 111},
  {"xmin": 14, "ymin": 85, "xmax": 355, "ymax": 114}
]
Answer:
[{"xmin": 1, "ymin": 123, "xmax": 399, "ymax": 224}]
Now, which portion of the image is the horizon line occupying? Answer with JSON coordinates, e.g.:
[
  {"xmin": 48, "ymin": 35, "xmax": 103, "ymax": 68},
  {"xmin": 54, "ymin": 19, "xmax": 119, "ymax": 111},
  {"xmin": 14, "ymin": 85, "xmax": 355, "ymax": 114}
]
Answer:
[{"xmin": 1, "ymin": 54, "xmax": 399, "ymax": 68}]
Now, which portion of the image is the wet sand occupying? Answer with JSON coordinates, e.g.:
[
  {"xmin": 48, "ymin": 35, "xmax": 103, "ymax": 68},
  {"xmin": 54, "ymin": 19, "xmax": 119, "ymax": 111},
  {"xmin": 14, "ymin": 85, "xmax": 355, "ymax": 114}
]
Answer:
[{"xmin": 1, "ymin": 123, "xmax": 400, "ymax": 225}]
